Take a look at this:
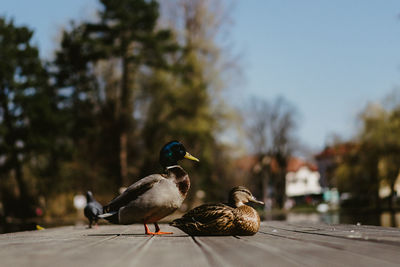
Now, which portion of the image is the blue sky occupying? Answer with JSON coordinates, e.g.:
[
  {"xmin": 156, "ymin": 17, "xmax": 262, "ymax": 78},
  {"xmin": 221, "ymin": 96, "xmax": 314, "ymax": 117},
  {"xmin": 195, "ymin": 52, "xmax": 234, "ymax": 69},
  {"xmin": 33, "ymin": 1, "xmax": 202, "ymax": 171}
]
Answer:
[
  {"xmin": 232, "ymin": 1, "xmax": 400, "ymax": 151},
  {"xmin": 2, "ymin": 1, "xmax": 400, "ymax": 151}
]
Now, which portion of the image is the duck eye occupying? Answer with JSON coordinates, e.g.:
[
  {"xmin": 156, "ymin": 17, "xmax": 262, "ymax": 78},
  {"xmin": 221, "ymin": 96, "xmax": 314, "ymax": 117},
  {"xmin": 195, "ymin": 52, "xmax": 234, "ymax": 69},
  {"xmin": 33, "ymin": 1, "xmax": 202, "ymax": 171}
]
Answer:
[{"xmin": 238, "ymin": 189, "xmax": 251, "ymax": 196}]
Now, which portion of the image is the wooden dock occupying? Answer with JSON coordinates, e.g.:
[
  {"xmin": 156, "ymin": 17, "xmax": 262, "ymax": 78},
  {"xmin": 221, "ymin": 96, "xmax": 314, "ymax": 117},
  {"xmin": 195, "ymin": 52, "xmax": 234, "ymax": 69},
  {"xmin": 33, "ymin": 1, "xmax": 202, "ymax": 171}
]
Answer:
[{"xmin": 1, "ymin": 221, "xmax": 400, "ymax": 267}]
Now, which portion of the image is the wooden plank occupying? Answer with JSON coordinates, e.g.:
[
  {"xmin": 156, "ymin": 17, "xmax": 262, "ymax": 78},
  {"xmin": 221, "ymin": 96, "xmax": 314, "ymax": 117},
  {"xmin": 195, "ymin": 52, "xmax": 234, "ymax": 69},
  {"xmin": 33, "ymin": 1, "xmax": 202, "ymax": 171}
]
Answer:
[
  {"xmin": 264, "ymin": 221, "xmax": 400, "ymax": 244},
  {"xmin": 195, "ymin": 231, "xmax": 396, "ymax": 267},
  {"xmin": 119, "ymin": 225, "xmax": 210, "ymax": 267},
  {"xmin": 259, "ymin": 222, "xmax": 400, "ymax": 265},
  {"xmin": 0, "ymin": 222, "xmax": 399, "ymax": 267},
  {"xmin": 0, "ymin": 225, "xmax": 132, "ymax": 267},
  {"xmin": 62, "ymin": 224, "xmax": 210, "ymax": 267},
  {"xmin": 0, "ymin": 224, "xmax": 211, "ymax": 267},
  {"xmin": 193, "ymin": 235, "xmax": 303, "ymax": 267},
  {"xmin": 63, "ymin": 231, "xmax": 151, "ymax": 267},
  {"xmin": 258, "ymin": 228, "xmax": 398, "ymax": 265}
]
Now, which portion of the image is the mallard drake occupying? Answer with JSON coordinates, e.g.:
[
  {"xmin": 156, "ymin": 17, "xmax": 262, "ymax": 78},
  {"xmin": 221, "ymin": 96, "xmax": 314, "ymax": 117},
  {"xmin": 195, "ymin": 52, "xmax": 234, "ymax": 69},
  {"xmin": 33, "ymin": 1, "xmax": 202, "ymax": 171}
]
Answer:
[
  {"xmin": 99, "ymin": 141, "xmax": 199, "ymax": 235},
  {"xmin": 170, "ymin": 186, "xmax": 264, "ymax": 236},
  {"xmin": 84, "ymin": 191, "xmax": 103, "ymax": 228}
]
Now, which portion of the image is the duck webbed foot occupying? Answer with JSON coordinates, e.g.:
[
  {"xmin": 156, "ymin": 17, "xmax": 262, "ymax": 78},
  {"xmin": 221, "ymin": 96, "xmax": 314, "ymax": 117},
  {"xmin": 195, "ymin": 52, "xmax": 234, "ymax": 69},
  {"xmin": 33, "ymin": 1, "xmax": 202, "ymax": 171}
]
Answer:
[
  {"xmin": 154, "ymin": 222, "xmax": 173, "ymax": 234},
  {"xmin": 144, "ymin": 223, "xmax": 173, "ymax": 235}
]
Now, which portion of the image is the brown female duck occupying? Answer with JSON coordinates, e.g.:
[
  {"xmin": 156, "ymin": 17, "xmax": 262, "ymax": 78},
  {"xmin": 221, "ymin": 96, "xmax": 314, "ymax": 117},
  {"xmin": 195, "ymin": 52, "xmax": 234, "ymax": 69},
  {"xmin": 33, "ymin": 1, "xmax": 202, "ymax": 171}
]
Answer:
[{"xmin": 170, "ymin": 186, "xmax": 264, "ymax": 236}]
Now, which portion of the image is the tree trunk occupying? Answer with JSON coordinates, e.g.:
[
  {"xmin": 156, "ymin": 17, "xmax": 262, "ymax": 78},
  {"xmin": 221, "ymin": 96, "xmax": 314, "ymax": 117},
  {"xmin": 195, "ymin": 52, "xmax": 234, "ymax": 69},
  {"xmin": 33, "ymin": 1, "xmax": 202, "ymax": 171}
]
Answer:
[
  {"xmin": 13, "ymin": 158, "xmax": 34, "ymax": 218},
  {"xmin": 118, "ymin": 54, "xmax": 133, "ymax": 187},
  {"xmin": 119, "ymin": 133, "xmax": 128, "ymax": 186},
  {"xmin": 275, "ymin": 155, "xmax": 287, "ymax": 209},
  {"xmin": 371, "ymin": 159, "xmax": 381, "ymax": 211},
  {"xmin": 389, "ymin": 181, "xmax": 395, "ymax": 211},
  {"xmin": 0, "ymin": 87, "xmax": 33, "ymax": 218},
  {"xmin": 375, "ymin": 185, "xmax": 381, "ymax": 211},
  {"xmin": 276, "ymin": 170, "xmax": 286, "ymax": 209}
]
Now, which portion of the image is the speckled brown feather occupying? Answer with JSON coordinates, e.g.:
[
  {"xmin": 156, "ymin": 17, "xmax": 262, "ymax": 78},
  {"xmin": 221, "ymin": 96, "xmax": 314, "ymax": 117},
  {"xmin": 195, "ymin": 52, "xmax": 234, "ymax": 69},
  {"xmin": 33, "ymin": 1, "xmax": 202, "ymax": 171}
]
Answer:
[
  {"xmin": 170, "ymin": 203, "xmax": 261, "ymax": 236},
  {"xmin": 232, "ymin": 205, "xmax": 261, "ymax": 235}
]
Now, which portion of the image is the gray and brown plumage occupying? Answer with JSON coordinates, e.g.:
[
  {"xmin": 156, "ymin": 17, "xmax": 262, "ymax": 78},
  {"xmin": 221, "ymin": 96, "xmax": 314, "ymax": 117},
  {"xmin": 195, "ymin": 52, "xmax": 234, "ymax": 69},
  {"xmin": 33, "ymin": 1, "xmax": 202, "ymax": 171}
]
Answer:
[
  {"xmin": 170, "ymin": 186, "xmax": 264, "ymax": 236},
  {"xmin": 98, "ymin": 141, "xmax": 199, "ymax": 235},
  {"xmin": 84, "ymin": 191, "xmax": 103, "ymax": 228}
]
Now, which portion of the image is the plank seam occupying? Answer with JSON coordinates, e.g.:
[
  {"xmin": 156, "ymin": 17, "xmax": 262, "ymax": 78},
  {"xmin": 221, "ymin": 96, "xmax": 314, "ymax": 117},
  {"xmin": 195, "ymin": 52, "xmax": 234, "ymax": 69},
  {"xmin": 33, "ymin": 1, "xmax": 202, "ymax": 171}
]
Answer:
[
  {"xmin": 111, "ymin": 236, "xmax": 155, "ymax": 267},
  {"xmin": 258, "ymin": 231, "xmax": 400, "ymax": 265},
  {"xmin": 260, "ymin": 227, "xmax": 400, "ymax": 247},
  {"xmin": 191, "ymin": 237, "xmax": 227, "ymax": 267}
]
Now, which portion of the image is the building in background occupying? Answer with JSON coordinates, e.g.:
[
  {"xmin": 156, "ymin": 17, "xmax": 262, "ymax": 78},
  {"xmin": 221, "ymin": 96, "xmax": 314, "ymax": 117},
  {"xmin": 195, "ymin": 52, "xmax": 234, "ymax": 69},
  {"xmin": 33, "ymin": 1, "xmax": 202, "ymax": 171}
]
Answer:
[
  {"xmin": 234, "ymin": 155, "xmax": 322, "ymax": 209},
  {"xmin": 285, "ymin": 158, "xmax": 321, "ymax": 198},
  {"xmin": 314, "ymin": 143, "xmax": 356, "ymax": 189}
]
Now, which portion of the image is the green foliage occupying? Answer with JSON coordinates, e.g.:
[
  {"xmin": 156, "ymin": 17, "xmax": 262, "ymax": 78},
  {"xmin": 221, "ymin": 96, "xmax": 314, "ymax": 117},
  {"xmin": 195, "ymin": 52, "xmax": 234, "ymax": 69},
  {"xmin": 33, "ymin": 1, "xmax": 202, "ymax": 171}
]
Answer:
[
  {"xmin": 1, "ymin": 0, "xmax": 239, "ymax": 222},
  {"xmin": 336, "ymin": 101, "xmax": 400, "ymax": 210},
  {"xmin": 137, "ymin": 0, "xmax": 238, "ymax": 203},
  {"xmin": 48, "ymin": 0, "xmax": 237, "ymax": 205},
  {"xmin": 335, "ymin": 144, "xmax": 379, "ymax": 208},
  {"xmin": 0, "ymin": 17, "xmax": 64, "ymax": 218},
  {"xmin": 52, "ymin": 0, "xmax": 179, "ymax": 190}
]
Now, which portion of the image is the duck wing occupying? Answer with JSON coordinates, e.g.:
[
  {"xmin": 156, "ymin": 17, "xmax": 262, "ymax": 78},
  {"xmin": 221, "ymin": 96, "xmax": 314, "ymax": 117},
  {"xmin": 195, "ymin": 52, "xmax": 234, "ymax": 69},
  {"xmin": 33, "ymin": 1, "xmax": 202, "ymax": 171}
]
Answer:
[
  {"xmin": 171, "ymin": 203, "xmax": 235, "ymax": 235},
  {"xmin": 182, "ymin": 203, "xmax": 233, "ymax": 222},
  {"xmin": 103, "ymin": 174, "xmax": 164, "ymax": 213}
]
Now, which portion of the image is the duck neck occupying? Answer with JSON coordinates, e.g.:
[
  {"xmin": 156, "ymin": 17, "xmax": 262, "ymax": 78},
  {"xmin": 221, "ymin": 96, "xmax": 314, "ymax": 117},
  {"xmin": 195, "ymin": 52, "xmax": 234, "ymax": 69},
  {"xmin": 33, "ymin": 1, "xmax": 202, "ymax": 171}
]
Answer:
[
  {"xmin": 229, "ymin": 194, "xmax": 245, "ymax": 208},
  {"xmin": 236, "ymin": 201, "xmax": 245, "ymax": 207},
  {"xmin": 166, "ymin": 165, "xmax": 187, "ymax": 181},
  {"xmin": 166, "ymin": 165, "xmax": 190, "ymax": 196},
  {"xmin": 166, "ymin": 165, "xmax": 180, "ymax": 170},
  {"xmin": 228, "ymin": 200, "xmax": 244, "ymax": 208}
]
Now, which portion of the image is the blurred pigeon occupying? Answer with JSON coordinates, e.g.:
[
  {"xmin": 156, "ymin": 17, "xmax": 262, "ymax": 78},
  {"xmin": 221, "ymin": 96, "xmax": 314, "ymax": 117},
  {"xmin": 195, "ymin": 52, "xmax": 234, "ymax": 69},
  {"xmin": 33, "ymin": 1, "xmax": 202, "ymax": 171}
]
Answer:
[{"xmin": 84, "ymin": 191, "xmax": 103, "ymax": 228}]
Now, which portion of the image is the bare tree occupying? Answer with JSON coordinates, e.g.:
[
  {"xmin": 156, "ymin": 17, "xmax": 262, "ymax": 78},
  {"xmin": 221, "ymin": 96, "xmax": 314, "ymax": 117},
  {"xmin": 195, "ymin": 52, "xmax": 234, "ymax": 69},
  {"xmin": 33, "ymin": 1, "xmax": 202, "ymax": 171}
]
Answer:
[{"xmin": 245, "ymin": 96, "xmax": 298, "ymax": 208}]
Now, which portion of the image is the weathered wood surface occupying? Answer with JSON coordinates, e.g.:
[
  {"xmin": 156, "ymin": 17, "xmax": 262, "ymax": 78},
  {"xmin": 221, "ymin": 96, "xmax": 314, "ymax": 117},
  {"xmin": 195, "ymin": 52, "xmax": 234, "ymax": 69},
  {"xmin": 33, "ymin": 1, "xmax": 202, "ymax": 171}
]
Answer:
[{"xmin": 1, "ymin": 221, "xmax": 399, "ymax": 267}]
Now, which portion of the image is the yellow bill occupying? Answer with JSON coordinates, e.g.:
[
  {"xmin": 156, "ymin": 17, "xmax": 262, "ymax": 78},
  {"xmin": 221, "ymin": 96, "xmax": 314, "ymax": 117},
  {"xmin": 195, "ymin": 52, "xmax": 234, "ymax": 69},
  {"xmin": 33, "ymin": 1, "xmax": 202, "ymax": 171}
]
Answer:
[
  {"xmin": 36, "ymin": 225, "xmax": 45, "ymax": 230},
  {"xmin": 184, "ymin": 152, "xmax": 200, "ymax": 162}
]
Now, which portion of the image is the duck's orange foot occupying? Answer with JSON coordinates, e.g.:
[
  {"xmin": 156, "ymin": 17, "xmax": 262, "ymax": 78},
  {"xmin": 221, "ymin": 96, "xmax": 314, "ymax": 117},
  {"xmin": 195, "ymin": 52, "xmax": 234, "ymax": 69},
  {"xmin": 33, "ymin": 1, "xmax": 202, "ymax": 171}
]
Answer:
[
  {"xmin": 144, "ymin": 223, "xmax": 173, "ymax": 235},
  {"xmin": 146, "ymin": 231, "xmax": 173, "ymax": 235}
]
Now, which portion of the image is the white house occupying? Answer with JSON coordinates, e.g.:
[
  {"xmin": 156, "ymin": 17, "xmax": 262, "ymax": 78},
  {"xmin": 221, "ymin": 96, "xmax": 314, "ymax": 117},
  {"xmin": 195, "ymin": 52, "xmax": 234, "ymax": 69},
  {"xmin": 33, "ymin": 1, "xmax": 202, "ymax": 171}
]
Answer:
[{"xmin": 285, "ymin": 158, "xmax": 322, "ymax": 197}]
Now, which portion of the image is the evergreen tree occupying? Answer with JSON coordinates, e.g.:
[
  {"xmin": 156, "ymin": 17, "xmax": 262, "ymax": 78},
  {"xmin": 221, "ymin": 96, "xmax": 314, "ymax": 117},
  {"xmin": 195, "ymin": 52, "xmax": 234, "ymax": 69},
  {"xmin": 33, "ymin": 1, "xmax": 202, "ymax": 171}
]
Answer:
[
  {"xmin": 84, "ymin": 0, "xmax": 177, "ymax": 186},
  {"xmin": 54, "ymin": 24, "xmax": 111, "ymax": 193},
  {"xmin": 54, "ymin": 0, "xmax": 177, "ymax": 188},
  {"xmin": 0, "ymin": 17, "xmax": 59, "ymax": 218},
  {"xmin": 138, "ymin": 0, "xmax": 239, "ymax": 204}
]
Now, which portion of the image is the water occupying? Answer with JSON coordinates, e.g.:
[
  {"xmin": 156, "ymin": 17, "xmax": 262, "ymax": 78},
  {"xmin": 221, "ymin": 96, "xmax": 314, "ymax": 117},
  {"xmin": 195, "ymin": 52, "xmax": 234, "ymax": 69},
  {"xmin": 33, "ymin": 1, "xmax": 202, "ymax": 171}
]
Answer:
[
  {"xmin": 2, "ymin": 210, "xmax": 399, "ymax": 234},
  {"xmin": 275, "ymin": 211, "xmax": 400, "ymax": 228}
]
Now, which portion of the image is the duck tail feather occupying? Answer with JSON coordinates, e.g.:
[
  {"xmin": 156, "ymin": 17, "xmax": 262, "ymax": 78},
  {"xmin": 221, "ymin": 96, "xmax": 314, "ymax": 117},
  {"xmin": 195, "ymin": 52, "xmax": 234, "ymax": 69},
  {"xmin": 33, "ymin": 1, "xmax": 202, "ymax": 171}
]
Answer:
[
  {"xmin": 98, "ymin": 211, "xmax": 117, "ymax": 218},
  {"xmin": 98, "ymin": 211, "xmax": 119, "ymax": 224},
  {"xmin": 169, "ymin": 218, "xmax": 187, "ymax": 227}
]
